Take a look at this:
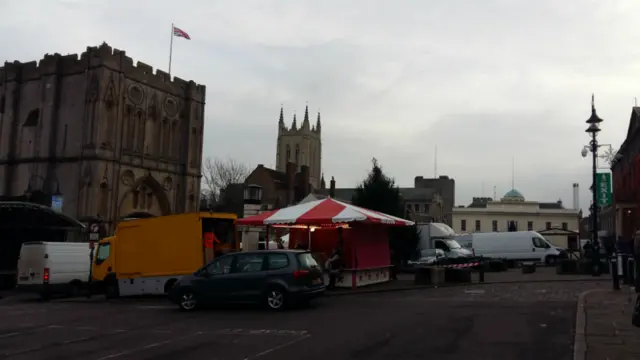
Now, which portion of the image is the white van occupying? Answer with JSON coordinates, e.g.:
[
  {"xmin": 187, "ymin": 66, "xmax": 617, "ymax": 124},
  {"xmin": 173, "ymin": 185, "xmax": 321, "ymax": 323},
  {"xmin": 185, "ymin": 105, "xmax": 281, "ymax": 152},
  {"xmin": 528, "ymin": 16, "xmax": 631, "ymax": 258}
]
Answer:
[
  {"xmin": 16, "ymin": 242, "xmax": 91, "ymax": 299},
  {"xmin": 455, "ymin": 231, "xmax": 566, "ymax": 264}
]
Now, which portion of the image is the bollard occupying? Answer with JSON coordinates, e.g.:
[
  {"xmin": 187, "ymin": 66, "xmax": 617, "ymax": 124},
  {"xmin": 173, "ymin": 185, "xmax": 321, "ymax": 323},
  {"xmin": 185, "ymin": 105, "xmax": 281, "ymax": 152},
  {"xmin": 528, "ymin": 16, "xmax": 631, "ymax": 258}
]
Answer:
[
  {"xmin": 629, "ymin": 258, "xmax": 636, "ymax": 289},
  {"xmin": 618, "ymin": 252, "xmax": 624, "ymax": 277},
  {"xmin": 623, "ymin": 254, "xmax": 630, "ymax": 284},
  {"xmin": 479, "ymin": 256, "xmax": 485, "ymax": 283},
  {"xmin": 612, "ymin": 255, "xmax": 621, "ymax": 291}
]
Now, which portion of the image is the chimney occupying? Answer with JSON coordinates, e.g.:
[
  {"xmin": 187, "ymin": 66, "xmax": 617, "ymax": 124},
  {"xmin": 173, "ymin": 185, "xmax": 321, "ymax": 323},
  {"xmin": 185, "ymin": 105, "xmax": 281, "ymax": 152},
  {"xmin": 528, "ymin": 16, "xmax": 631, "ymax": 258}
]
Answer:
[
  {"xmin": 285, "ymin": 162, "xmax": 297, "ymax": 205},
  {"xmin": 329, "ymin": 176, "xmax": 336, "ymax": 198},
  {"xmin": 300, "ymin": 165, "xmax": 310, "ymax": 196},
  {"xmin": 572, "ymin": 183, "xmax": 579, "ymax": 210}
]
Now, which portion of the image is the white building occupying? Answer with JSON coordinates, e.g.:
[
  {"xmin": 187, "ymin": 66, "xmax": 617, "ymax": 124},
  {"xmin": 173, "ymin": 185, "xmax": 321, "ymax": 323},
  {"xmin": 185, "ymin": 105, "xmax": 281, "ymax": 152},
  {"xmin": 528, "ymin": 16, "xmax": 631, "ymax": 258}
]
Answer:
[{"xmin": 452, "ymin": 189, "xmax": 580, "ymax": 248}]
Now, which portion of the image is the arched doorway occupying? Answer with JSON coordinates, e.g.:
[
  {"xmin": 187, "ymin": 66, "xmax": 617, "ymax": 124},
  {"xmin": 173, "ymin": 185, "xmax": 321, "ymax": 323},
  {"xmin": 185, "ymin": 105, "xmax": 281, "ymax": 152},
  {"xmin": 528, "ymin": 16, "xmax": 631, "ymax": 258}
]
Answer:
[{"xmin": 117, "ymin": 175, "xmax": 171, "ymax": 221}]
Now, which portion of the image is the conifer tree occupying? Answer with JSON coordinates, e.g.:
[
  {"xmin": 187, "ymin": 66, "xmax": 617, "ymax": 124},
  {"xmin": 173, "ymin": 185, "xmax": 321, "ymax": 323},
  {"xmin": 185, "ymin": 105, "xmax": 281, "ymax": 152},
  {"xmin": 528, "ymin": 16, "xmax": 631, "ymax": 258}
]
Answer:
[{"xmin": 352, "ymin": 158, "xmax": 419, "ymax": 262}]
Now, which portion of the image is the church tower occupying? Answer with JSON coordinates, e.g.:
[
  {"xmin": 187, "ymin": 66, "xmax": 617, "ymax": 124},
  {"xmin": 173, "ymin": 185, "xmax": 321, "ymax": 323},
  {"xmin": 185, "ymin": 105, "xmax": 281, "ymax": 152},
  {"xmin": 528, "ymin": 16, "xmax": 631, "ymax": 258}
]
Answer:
[{"xmin": 275, "ymin": 104, "xmax": 322, "ymax": 189}]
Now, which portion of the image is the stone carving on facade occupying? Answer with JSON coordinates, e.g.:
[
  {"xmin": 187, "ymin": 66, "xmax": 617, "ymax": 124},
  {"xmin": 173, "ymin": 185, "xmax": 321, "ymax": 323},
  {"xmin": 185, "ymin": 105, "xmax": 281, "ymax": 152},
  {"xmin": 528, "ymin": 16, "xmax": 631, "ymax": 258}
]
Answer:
[
  {"xmin": 128, "ymin": 84, "xmax": 144, "ymax": 105},
  {"xmin": 78, "ymin": 165, "xmax": 93, "ymax": 217},
  {"xmin": 84, "ymin": 74, "xmax": 100, "ymax": 146},
  {"xmin": 102, "ymin": 76, "xmax": 118, "ymax": 148},
  {"xmin": 135, "ymin": 109, "xmax": 145, "ymax": 152},
  {"xmin": 164, "ymin": 96, "xmax": 178, "ymax": 118},
  {"xmin": 121, "ymin": 169, "xmax": 135, "ymax": 186},
  {"xmin": 163, "ymin": 176, "xmax": 173, "ymax": 192},
  {"xmin": 98, "ymin": 168, "xmax": 109, "ymax": 218}
]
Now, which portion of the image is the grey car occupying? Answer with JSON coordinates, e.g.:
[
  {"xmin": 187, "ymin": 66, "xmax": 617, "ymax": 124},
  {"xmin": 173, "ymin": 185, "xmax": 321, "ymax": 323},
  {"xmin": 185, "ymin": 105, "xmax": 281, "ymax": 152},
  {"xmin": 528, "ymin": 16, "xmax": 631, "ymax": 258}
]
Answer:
[{"xmin": 169, "ymin": 250, "xmax": 325, "ymax": 311}]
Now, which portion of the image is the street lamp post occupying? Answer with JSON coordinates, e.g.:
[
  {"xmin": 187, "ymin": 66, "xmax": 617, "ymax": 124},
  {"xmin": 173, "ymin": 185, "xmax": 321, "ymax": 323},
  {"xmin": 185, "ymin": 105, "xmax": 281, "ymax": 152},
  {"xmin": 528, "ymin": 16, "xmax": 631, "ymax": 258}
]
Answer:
[{"xmin": 585, "ymin": 94, "xmax": 603, "ymax": 277}]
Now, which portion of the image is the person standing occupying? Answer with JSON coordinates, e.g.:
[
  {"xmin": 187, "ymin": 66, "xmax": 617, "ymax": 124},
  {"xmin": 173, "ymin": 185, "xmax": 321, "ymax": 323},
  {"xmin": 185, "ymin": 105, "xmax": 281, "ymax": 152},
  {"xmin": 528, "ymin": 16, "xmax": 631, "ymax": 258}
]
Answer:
[{"xmin": 325, "ymin": 228, "xmax": 345, "ymax": 289}]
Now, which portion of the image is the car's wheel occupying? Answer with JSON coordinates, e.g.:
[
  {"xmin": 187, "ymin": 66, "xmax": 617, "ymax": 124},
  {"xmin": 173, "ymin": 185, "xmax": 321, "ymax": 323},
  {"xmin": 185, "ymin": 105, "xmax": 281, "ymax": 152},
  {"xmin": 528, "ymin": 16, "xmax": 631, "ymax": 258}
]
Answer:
[
  {"xmin": 264, "ymin": 287, "xmax": 287, "ymax": 311},
  {"xmin": 179, "ymin": 290, "xmax": 198, "ymax": 312},
  {"xmin": 545, "ymin": 256, "xmax": 557, "ymax": 266}
]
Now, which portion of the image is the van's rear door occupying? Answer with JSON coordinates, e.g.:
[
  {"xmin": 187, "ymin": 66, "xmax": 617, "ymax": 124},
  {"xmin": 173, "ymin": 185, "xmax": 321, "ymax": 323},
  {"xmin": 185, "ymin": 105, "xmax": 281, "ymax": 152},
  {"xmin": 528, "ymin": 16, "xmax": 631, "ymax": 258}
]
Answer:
[{"xmin": 17, "ymin": 242, "xmax": 46, "ymax": 285}]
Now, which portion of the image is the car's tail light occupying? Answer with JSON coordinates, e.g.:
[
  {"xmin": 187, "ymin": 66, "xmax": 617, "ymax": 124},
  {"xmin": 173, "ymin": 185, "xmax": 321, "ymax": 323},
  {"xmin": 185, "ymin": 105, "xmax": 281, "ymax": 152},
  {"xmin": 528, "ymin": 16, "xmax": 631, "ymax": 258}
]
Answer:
[
  {"xmin": 293, "ymin": 270, "xmax": 310, "ymax": 278},
  {"xmin": 43, "ymin": 268, "xmax": 50, "ymax": 283}
]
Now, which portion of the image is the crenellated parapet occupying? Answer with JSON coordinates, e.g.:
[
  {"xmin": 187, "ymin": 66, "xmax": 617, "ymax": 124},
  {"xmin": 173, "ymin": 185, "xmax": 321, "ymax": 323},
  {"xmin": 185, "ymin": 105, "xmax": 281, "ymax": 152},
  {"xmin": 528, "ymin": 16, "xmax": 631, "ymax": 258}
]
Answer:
[{"xmin": 0, "ymin": 42, "xmax": 205, "ymax": 102}]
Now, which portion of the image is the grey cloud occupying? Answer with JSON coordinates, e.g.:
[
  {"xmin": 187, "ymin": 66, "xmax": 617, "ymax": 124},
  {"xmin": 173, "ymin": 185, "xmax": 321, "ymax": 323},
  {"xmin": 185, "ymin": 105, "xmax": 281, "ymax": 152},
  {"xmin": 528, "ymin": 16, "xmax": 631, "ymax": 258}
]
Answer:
[{"xmin": 3, "ymin": 0, "xmax": 640, "ymax": 212}]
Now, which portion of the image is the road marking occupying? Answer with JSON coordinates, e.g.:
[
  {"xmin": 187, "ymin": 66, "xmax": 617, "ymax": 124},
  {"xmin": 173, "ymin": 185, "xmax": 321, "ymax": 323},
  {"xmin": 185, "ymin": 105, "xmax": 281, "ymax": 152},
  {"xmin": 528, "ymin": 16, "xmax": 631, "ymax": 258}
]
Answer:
[
  {"xmin": 136, "ymin": 305, "xmax": 174, "ymax": 309},
  {"xmin": 76, "ymin": 326, "xmax": 98, "ymax": 330},
  {"xmin": 63, "ymin": 336, "xmax": 93, "ymax": 344},
  {"xmin": 3, "ymin": 330, "xmax": 124, "ymax": 357},
  {"xmin": 0, "ymin": 332, "xmax": 20, "ymax": 338},
  {"xmin": 96, "ymin": 332, "xmax": 203, "ymax": 360},
  {"xmin": 5, "ymin": 309, "xmax": 46, "ymax": 316},
  {"xmin": 215, "ymin": 329, "xmax": 308, "ymax": 336},
  {"xmin": 464, "ymin": 289, "xmax": 485, "ymax": 294},
  {"xmin": 246, "ymin": 334, "xmax": 312, "ymax": 359}
]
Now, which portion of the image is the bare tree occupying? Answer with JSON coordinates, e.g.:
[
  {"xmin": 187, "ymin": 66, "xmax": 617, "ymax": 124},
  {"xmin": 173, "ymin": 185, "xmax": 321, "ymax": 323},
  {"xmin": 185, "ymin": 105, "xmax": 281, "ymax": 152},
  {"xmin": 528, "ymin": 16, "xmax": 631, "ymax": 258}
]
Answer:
[
  {"xmin": 202, "ymin": 157, "xmax": 251, "ymax": 201},
  {"xmin": 601, "ymin": 147, "xmax": 618, "ymax": 167}
]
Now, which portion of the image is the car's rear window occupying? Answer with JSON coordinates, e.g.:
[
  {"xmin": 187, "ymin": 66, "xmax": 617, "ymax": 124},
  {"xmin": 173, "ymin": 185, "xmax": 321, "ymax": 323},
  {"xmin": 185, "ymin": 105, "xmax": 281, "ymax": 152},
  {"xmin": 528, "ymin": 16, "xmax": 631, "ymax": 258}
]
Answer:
[{"xmin": 297, "ymin": 253, "xmax": 319, "ymax": 269}]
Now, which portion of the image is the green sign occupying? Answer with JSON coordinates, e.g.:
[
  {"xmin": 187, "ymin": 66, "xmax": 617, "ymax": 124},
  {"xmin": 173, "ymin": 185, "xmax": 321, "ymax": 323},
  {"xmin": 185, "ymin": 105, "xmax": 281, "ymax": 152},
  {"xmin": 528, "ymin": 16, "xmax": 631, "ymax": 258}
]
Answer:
[{"xmin": 595, "ymin": 172, "xmax": 612, "ymax": 207}]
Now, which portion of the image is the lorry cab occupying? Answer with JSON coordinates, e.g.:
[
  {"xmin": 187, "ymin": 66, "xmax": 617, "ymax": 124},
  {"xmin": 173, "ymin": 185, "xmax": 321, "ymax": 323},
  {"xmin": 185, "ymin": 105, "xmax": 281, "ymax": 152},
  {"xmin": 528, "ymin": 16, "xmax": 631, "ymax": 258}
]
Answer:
[
  {"xmin": 416, "ymin": 223, "xmax": 473, "ymax": 261},
  {"xmin": 91, "ymin": 237, "xmax": 113, "ymax": 283},
  {"xmin": 433, "ymin": 238, "xmax": 473, "ymax": 258}
]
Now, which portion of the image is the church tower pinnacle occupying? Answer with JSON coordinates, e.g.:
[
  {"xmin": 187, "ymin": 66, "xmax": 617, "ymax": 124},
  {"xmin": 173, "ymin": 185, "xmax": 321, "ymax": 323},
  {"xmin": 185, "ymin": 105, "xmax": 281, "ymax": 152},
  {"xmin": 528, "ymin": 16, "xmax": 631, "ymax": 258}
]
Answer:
[
  {"xmin": 316, "ymin": 110, "xmax": 321, "ymax": 133},
  {"xmin": 301, "ymin": 103, "xmax": 311, "ymax": 131},
  {"xmin": 278, "ymin": 104, "xmax": 286, "ymax": 131}
]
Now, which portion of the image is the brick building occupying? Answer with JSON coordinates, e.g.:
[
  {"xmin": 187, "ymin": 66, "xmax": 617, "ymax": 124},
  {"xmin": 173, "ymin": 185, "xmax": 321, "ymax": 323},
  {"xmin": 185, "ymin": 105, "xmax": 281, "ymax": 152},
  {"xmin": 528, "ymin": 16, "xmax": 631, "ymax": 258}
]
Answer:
[
  {"xmin": 243, "ymin": 162, "xmax": 313, "ymax": 212},
  {"xmin": 611, "ymin": 107, "xmax": 640, "ymax": 239}
]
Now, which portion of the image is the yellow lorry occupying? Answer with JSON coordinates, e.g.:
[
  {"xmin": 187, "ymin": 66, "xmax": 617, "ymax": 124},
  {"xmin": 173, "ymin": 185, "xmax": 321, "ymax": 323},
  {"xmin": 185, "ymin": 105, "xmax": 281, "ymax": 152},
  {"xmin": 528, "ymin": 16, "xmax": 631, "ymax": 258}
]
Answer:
[{"xmin": 91, "ymin": 212, "xmax": 238, "ymax": 298}]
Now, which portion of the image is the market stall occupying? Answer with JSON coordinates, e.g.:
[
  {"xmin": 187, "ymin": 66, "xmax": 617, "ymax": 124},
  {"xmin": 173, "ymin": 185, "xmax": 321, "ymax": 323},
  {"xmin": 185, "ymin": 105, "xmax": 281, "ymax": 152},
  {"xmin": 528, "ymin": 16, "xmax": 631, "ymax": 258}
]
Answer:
[{"xmin": 237, "ymin": 198, "xmax": 414, "ymax": 288}]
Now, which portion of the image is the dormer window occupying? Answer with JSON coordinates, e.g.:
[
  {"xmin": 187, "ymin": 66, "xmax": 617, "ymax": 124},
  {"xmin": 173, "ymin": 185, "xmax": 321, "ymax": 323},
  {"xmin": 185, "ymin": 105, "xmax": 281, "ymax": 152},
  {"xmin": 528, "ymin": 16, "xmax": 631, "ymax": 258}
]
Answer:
[{"xmin": 244, "ymin": 184, "xmax": 263, "ymax": 202}]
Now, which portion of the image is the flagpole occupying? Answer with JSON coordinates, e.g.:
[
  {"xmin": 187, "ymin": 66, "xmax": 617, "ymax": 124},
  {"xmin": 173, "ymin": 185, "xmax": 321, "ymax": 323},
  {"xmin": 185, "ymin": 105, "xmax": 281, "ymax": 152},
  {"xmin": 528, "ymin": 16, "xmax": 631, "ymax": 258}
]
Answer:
[{"xmin": 168, "ymin": 23, "xmax": 174, "ymax": 77}]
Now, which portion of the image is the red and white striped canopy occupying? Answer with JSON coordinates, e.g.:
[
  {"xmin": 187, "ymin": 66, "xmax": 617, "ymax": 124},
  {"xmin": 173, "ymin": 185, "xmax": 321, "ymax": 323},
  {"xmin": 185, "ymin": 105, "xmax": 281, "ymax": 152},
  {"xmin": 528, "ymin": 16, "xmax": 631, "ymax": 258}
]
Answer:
[{"xmin": 238, "ymin": 198, "xmax": 414, "ymax": 227}]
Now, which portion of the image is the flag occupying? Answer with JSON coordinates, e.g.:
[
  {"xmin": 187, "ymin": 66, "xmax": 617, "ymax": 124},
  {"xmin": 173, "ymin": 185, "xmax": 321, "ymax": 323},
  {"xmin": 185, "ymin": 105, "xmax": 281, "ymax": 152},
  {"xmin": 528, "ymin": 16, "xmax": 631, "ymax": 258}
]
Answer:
[{"xmin": 173, "ymin": 26, "xmax": 191, "ymax": 40}]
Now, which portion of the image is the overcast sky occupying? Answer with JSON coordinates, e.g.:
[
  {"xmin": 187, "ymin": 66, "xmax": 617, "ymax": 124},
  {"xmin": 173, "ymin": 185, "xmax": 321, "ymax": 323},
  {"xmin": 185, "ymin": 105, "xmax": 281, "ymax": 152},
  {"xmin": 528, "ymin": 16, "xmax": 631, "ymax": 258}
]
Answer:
[{"xmin": 2, "ymin": 0, "xmax": 637, "ymax": 210}]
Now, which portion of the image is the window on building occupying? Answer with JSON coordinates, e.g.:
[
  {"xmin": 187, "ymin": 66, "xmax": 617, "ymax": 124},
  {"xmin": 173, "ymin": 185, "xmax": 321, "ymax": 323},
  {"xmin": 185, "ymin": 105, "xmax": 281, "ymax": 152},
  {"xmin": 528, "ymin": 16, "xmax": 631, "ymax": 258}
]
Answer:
[
  {"xmin": 545, "ymin": 222, "xmax": 551, "ymax": 230},
  {"xmin": 475, "ymin": 220, "xmax": 481, "ymax": 232},
  {"xmin": 461, "ymin": 219, "xmax": 466, "ymax": 232},
  {"xmin": 527, "ymin": 221, "xmax": 533, "ymax": 231},
  {"xmin": 492, "ymin": 220, "xmax": 498, "ymax": 232},
  {"xmin": 562, "ymin": 222, "xmax": 568, "ymax": 231},
  {"xmin": 244, "ymin": 185, "xmax": 263, "ymax": 201},
  {"xmin": 414, "ymin": 204, "xmax": 419, "ymax": 212}
]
